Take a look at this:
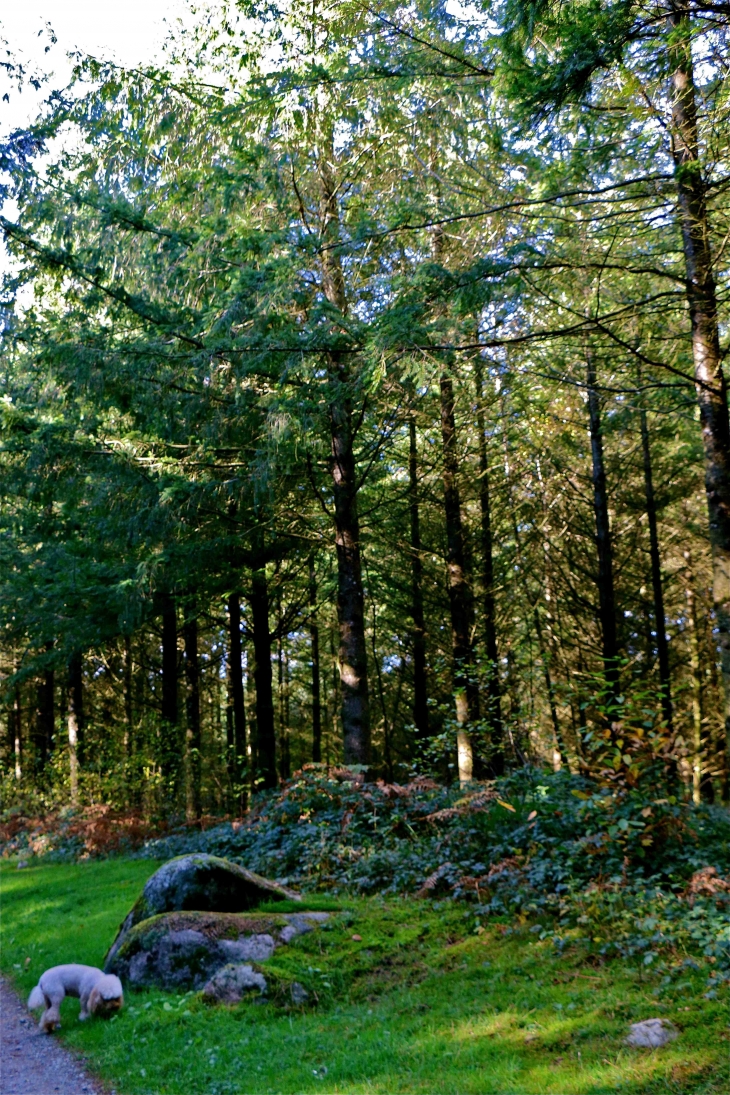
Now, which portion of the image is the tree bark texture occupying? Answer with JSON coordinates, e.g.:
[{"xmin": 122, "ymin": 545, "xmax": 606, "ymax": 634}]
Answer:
[
  {"xmin": 250, "ymin": 566, "xmax": 277, "ymax": 788},
  {"xmin": 669, "ymin": 4, "xmax": 730, "ymax": 796},
  {"xmin": 68, "ymin": 650, "xmax": 84, "ymax": 765},
  {"xmin": 67, "ymin": 652, "xmax": 83, "ymax": 806},
  {"xmin": 123, "ymin": 635, "xmax": 133, "ymax": 757},
  {"xmin": 34, "ymin": 652, "xmax": 54, "ymax": 774},
  {"xmin": 533, "ymin": 605, "xmax": 569, "ymax": 769},
  {"xmin": 318, "ymin": 127, "xmax": 370, "ymax": 766},
  {"xmin": 13, "ymin": 685, "xmax": 22, "ymax": 781},
  {"xmin": 586, "ymin": 352, "xmax": 620, "ymax": 713},
  {"xmin": 160, "ymin": 596, "xmax": 181, "ymax": 797},
  {"xmin": 184, "ymin": 614, "xmax": 202, "ymax": 819},
  {"xmin": 684, "ymin": 550, "xmax": 704, "ymax": 803},
  {"xmin": 473, "ymin": 355, "xmax": 504, "ymax": 773},
  {"xmin": 440, "ymin": 373, "xmax": 478, "ymax": 783},
  {"xmin": 277, "ymin": 598, "xmax": 291, "ymax": 781},
  {"xmin": 409, "ymin": 415, "xmax": 429, "ymax": 739},
  {"xmin": 309, "ymin": 557, "xmax": 323, "ymax": 763},
  {"xmin": 639, "ymin": 401, "xmax": 673, "ymax": 730},
  {"xmin": 227, "ymin": 592, "xmax": 247, "ymax": 788}
]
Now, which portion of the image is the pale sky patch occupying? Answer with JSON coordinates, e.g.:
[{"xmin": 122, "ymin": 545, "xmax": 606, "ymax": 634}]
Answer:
[{"xmin": 1, "ymin": 0, "xmax": 191, "ymax": 133}]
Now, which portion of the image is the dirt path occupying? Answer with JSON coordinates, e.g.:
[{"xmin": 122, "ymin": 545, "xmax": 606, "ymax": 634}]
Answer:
[{"xmin": 0, "ymin": 978, "xmax": 105, "ymax": 1095}]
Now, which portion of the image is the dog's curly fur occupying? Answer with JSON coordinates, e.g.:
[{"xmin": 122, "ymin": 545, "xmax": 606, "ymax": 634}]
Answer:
[{"xmin": 27, "ymin": 964, "xmax": 123, "ymax": 1033}]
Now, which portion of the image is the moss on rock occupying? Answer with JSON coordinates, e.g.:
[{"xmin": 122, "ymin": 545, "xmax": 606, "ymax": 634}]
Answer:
[{"xmin": 104, "ymin": 854, "xmax": 300, "ymax": 969}]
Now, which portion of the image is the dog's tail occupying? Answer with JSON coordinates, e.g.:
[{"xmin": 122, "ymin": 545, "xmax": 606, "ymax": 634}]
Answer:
[{"xmin": 28, "ymin": 985, "xmax": 45, "ymax": 1009}]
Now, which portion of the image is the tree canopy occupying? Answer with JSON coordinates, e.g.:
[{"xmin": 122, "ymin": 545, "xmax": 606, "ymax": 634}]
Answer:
[{"xmin": 1, "ymin": 0, "xmax": 729, "ymax": 813}]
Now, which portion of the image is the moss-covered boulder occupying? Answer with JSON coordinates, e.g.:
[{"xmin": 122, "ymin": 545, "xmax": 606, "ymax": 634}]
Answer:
[
  {"xmin": 105, "ymin": 909, "xmax": 329, "ymax": 990},
  {"xmin": 105, "ymin": 854, "xmax": 300, "ymax": 968}
]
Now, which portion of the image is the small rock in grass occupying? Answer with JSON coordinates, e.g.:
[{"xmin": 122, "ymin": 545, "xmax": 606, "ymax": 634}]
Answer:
[
  {"xmin": 290, "ymin": 982, "xmax": 309, "ymax": 1005},
  {"xmin": 351, "ymin": 934, "xmax": 362, "ymax": 941},
  {"xmin": 202, "ymin": 963, "xmax": 267, "ymax": 1004},
  {"xmin": 625, "ymin": 1019, "xmax": 678, "ymax": 1048}
]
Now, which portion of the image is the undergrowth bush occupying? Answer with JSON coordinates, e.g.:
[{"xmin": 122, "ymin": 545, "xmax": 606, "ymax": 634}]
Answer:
[{"xmin": 3, "ymin": 765, "xmax": 730, "ymax": 979}]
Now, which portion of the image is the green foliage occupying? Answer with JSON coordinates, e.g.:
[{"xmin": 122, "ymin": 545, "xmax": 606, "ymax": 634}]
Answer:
[
  {"xmin": 123, "ymin": 768, "xmax": 730, "ymax": 893},
  {"xmin": 10, "ymin": 767, "xmax": 728, "ymax": 991},
  {"xmin": 2, "ymin": 858, "xmax": 729, "ymax": 1094}
]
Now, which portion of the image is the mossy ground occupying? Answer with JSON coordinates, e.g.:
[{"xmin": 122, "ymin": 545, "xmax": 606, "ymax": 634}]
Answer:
[{"xmin": 1, "ymin": 859, "xmax": 728, "ymax": 1094}]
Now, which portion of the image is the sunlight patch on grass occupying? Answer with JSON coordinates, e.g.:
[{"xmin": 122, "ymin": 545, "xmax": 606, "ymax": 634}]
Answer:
[{"xmin": 1, "ymin": 860, "xmax": 728, "ymax": 1095}]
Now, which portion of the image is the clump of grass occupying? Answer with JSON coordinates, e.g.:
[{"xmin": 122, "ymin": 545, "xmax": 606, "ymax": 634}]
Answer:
[{"xmin": 2, "ymin": 860, "xmax": 729, "ymax": 1094}]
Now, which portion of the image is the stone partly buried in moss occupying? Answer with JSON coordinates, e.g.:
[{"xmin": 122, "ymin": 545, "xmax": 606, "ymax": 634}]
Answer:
[
  {"xmin": 105, "ymin": 853, "xmax": 300, "ymax": 968},
  {"xmin": 202, "ymin": 963, "xmax": 268, "ymax": 1004},
  {"xmin": 106, "ymin": 910, "xmax": 330, "ymax": 991}
]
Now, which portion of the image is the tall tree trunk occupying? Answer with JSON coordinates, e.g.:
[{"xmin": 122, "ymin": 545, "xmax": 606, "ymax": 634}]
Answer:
[
  {"xmin": 160, "ymin": 595, "xmax": 181, "ymax": 800},
  {"xmin": 227, "ymin": 592, "xmax": 247, "ymax": 795},
  {"xmin": 318, "ymin": 126, "xmax": 370, "ymax": 766},
  {"xmin": 684, "ymin": 550, "xmax": 704, "ymax": 803},
  {"xmin": 12, "ymin": 684, "xmax": 22, "ymax": 781},
  {"xmin": 250, "ymin": 566, "xmax": 276, "ymax": 788},
  {"xmin": 639, "ymin": 395, "xmax": 673, "ymax": 731},
  {"xmin": 533, "ymin": 605, "xmax": 570, "ymax": 769},
  {"xmin": 184, "ymin": 613, "xmax": 202, "ymax": 819},
  {"xmin": 277, "ymin": 590, "xmax": 291, "ymax": 781},
  {"xmin": 68, "ymin": 650, "xmax": 84, "ymax": 765},
  {"xmin": 586, "ymin": 351, "xmax": 620, "ymax": 718},
  {"xmin": 669, "ymin": 5, "xmax": 730, "ymax": 797},
  {"xmin": 408, "ymin": 414, "xmax": 429, "ymax": 739},
  {"xmin": 67, "ymin": 652, "xmax": 83, "ymax": 805},
  {"xmin": 123, "ymin": 635, "xmax": 133, "ymax": 758},
  {"xmin": 309, "ymin": 556, "xmax": 323, "ymax": 763},
  {"xmin": 440, "ymin": 372, "xmax": 478, "ymax": 784},
  {"xmin": 473, "ymin": 354, "xmax": 504, "ymax": 773},
  {"xmin": 34, "ymin": 647, "xmax": 54, "ymax": 775}
]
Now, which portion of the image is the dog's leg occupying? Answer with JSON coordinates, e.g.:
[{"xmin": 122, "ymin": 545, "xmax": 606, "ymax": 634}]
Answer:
[
  {"xmin": 40, "ymin": 994, "xmax": 63, "ymax": 1033},
  {"xmin": 79, "ymin": 989, "xmax": 90, "ymax": 1020}
]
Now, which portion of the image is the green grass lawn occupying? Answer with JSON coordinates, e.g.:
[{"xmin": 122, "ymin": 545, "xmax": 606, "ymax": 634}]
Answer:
[{"xmin": 1, "ymin": 859, "xmax": 728, "ymax": 1094}]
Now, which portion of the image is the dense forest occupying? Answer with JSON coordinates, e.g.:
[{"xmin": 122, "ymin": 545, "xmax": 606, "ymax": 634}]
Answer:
[{"xmin": 1, "ymin": 0, "xmax": 729, "ymax": 817}]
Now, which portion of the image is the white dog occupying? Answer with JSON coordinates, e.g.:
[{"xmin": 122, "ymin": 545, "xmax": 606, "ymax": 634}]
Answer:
[{"xmin": 28, "ymin": 964, "xmax": 124, "ymax": 1033}]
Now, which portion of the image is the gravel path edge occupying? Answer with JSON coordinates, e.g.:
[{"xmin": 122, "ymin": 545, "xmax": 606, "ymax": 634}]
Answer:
[{"xmin": 0, "ymin": 977, "xmax": 107, "ymax": 1095}]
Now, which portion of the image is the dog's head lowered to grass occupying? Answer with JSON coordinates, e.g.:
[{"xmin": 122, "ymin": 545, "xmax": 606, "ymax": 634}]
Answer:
[{"xmin": 87, "ymin": 974, "xmax": 124, "ymax": 1017}]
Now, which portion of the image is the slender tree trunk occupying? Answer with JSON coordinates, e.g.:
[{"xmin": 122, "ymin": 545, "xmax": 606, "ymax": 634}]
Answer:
[
  {"xmin": 160, "ymin": 595, "xmax": 181, "ymax": 800},
  {"xmin": 473, "ymin": 354, "xmax": 504, "ymax": 773},
  {"xmin": 318, "ymin": 127, "xmax": 370, "ymax": 766},
  {"xmin": 68, "ymin": 651, "xmax": 83, "ymax": 765},
  {"xmin": 533, "ymin": 605, "xmax": 569, "ymax": 769},
  {"xmin": 13, "ymin": 684, "xmax": 22, "ymax": 781},
  {"xmin": 440, "ymin": 373, "xmax": 478, "ymax": 784},
  {"xmin": 329, "ymin": 625, "xmax": 339, "ymax": 768},
  {"xmin": 250, "ymin": 566, "xmax": 276, "ymax": 788},
  {"xmin": 34, "ymin": 648, "xmax": 54, "ymax": 775},
  {"xmin": 309, "ymin": 556, "xmax": 322, "ymax": 763},
  {"xmin": 669, "ymin": 6, "xmax": 730, "ymax": 797},
  {"xmin": 369, "ymin": 588, "xmax": 393, "ymax": 781},
  {"xmin": 639, "ymin": 397, "xmax": 673, "ymax": 730},
  {"xmin": 184, "ymin": 613, "xmax": 202, "ymax": 819},
  {"xmin": 277, "ymin": 592, "xmax": 291, "ymax": 781},
  {"xmin": 123, "ymin": 635, "xmax": 133, "ymax": 758},
  {"xmin": 67, "ymin": 652, "xmax": 83, "ymax": 806},
  {"xmin": 586, "ymin": 351, "xmax": 620, "ymax": 717},
  {"xmin": 408, "ymin": 414, "xmax": 429, "ymax": 739},
  {"xmin": 684, "ymin": 551, "xmax": 703, "ymax": 803},
  {"xmin": 227, "ymin": 592, "xmax": 247, "ymax": 793}
]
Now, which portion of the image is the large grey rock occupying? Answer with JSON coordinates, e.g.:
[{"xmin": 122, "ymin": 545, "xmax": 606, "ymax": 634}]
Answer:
[
  {"xmin": 202, "ymin": 964, "xmax": 267, "ymax": 1004},
  {"xmin": 105, "ymin": 854, "xmax": 300, "ymax": 967},
  {"xmin": 105, "ymin": 909, "xmax": 328, "ymax": 991},
  {"xmin": 625, "ymin": 1019, "xmax": 678, "ymax": 1048}
]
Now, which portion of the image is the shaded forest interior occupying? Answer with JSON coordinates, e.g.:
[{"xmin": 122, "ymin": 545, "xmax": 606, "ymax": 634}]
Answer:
[{"xmin": 2, "ymin": 0, "xmax": 730, "ymax": 816}]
